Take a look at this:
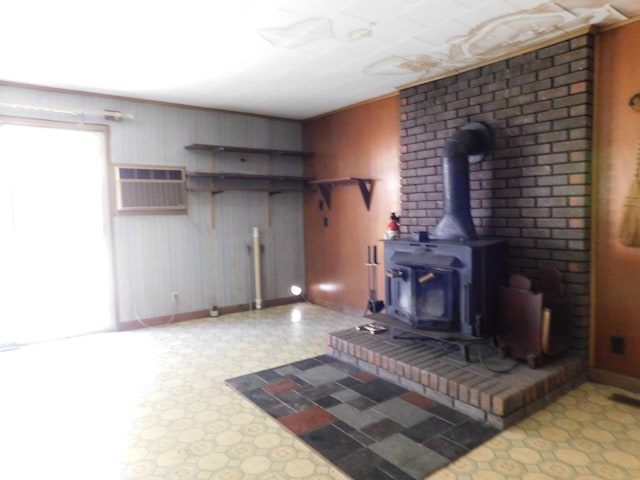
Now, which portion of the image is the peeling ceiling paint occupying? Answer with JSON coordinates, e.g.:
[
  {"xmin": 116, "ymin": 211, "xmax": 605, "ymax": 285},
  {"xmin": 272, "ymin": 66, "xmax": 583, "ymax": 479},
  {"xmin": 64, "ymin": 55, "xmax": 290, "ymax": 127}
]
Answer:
[{"xmin": 0, "ymin": 0, "xmax": 638, "ymax": 119}]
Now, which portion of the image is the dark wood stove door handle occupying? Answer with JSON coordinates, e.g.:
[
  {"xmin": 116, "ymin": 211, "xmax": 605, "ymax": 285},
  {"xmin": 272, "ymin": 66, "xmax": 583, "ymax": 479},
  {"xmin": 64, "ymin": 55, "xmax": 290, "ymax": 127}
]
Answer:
[
  {"xmin": 419, "ymin": 272, "xmax": 435, "ymax": 283},
  {"xmin": 386, "ymin": 269, "xmax": 406, "ymax": 279}
]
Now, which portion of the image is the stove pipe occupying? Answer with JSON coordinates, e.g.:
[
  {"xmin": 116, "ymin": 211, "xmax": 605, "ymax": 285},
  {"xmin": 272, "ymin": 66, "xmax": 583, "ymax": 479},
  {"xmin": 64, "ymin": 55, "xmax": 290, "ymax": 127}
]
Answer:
[{"xmin": 431, "ymin": 122, "xmax": 493, "ymax": 241}]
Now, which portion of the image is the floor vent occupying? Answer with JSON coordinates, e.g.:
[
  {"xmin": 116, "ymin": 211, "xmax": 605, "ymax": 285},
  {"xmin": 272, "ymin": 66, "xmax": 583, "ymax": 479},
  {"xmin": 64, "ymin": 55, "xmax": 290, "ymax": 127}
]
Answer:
[{"xmin": 610, "ymin": 392, "xmax": 640, "ymax": 409}]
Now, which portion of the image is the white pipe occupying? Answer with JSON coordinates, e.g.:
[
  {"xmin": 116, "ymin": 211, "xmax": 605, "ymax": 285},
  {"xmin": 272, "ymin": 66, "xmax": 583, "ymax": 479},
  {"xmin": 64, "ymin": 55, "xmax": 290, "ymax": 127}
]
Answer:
[
  {"xmin": 253, "ymin": 227, "xmax": 263, "ymax": 309},
  {"xmin": 0, "ymin": 102, "xmax": 135, "ymax": 120}
]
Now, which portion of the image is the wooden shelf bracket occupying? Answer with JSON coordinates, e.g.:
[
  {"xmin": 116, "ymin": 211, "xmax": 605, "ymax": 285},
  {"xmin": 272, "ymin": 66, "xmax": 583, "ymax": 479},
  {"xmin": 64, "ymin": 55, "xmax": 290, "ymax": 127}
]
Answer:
[{"xmin": 309, "ymin": 177, "xmax": 373, "ymax": 210}]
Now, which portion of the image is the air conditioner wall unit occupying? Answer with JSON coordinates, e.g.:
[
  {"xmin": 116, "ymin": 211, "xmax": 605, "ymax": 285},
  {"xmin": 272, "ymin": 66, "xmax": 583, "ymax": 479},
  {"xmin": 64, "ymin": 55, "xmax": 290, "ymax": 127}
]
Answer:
[{"xmin": 115, "ymin": 165, "xmax": 187, "ymax": 214}]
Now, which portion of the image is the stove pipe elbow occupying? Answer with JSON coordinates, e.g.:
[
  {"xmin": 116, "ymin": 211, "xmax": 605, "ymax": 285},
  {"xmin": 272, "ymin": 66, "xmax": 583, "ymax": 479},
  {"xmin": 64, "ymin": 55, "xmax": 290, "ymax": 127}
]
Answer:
[{"xmin": 431, "ymin": 123, "xmax": 492, "ymax": 241}]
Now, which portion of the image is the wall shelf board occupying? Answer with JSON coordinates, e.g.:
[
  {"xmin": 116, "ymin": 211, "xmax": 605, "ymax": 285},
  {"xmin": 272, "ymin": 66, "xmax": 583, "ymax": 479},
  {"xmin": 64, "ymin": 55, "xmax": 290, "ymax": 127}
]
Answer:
[
  {"xmin": 187, "ymin": 186, "xmax": 302, "ymax": 194},
  {"xmin": 308, "ymin": 177, "xmax": 373, "ymax": 210},
  {"xmin": 185, "ymin": 143, "xmax": 314, "ymax": 228},
  {"xmin": 187, "ymin": 171, "xmax": 314, "ymax": 182},
  {"xmin": 185, "ymin": 144, "xmax": 314, "ymax": 158}
]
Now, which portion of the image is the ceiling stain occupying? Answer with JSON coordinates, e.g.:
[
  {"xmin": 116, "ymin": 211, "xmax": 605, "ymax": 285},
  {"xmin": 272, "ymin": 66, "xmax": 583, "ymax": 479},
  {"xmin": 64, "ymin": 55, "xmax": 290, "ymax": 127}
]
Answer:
[{"xmin": 363, "ymin": 1, "xmax": 632, "ymax": 83}]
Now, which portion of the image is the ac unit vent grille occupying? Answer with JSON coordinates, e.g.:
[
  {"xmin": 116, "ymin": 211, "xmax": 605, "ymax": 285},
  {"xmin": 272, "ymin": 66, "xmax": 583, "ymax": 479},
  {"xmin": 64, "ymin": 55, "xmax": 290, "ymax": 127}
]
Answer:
[{"xmin": 115, "ymin": 166, "xmax": 186, "ymax": 214}]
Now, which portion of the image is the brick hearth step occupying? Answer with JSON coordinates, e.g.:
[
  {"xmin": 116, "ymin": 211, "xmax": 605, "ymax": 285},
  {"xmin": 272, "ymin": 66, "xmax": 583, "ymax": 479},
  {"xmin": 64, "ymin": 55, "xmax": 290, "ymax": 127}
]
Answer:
[{"xmin": 327, "ymin": 325, "xmax": 586, "ymax": 429}]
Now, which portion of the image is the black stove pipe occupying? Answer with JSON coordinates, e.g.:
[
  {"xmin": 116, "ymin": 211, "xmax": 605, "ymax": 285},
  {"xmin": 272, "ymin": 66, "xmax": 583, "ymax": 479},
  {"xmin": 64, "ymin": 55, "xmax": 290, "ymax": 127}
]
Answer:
[{"xmin": 431, "ymin": 122, "xmax": 493, "ymax": 241}]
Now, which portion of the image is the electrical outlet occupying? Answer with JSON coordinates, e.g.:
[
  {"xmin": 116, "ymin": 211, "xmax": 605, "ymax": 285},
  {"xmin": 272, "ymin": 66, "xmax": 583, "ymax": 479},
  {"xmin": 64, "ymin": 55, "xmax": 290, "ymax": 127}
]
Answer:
[{"xmin": 611, "ymin": 336, "xmax": 625, "ymax": 355}]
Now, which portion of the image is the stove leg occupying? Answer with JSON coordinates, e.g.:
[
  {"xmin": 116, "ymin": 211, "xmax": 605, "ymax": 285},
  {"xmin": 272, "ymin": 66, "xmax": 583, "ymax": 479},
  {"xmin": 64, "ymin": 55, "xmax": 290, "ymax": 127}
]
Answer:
[{"xmin": 460, "ymin": 344, "xmax": 471, "ymax": 362}]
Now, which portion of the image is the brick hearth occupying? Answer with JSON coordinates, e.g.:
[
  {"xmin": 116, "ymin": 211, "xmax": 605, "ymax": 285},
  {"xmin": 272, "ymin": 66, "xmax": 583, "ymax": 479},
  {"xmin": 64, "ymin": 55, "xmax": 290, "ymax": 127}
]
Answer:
[{"xmin": 327, "ymin": 319, "xmax": 586, "ymax": 430}]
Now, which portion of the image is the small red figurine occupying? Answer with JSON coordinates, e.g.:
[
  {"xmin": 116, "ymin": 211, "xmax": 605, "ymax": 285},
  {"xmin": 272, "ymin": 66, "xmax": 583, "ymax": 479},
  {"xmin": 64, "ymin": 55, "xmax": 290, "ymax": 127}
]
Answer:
[{"xmin": 386, "ymin": 213, "xmax": 400, "ymax": 240}]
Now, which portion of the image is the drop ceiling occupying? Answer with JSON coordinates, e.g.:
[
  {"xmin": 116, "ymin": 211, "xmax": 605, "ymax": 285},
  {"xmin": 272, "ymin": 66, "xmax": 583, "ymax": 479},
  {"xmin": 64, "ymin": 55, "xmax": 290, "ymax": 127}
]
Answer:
[{"xmin": 1, "ymin": 0, "xmax": 638, "ymax": 120}]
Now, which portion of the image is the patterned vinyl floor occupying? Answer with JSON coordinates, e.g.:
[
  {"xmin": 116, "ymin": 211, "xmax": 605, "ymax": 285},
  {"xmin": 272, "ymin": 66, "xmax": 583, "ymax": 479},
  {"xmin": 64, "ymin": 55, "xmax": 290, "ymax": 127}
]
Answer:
[{"xmin": 1, "ymin": 302, "xmax": 639, "ymax": 479}]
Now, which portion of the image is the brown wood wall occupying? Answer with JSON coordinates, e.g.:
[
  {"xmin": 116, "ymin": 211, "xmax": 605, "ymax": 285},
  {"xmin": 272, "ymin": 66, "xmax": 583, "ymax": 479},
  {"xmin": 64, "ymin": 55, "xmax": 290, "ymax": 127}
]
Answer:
[
  {"xmin": 302, "ymin": 96, "xmax": 400, "ymax": 313},
  {"xmin": 593, "ymin": 20, "xmax": 640, "ymax": 378}
]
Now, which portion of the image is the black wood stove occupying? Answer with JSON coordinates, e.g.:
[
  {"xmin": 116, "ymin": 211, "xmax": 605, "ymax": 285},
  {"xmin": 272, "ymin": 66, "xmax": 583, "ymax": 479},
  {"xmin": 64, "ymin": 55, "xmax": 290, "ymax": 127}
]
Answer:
[
  {"xmin": 384, "ymin": 238, "xmax": 507, "ymax": 338},
  {"xmin": 384, "ymin": 122, "xmax": 508, "ymax": 338}
]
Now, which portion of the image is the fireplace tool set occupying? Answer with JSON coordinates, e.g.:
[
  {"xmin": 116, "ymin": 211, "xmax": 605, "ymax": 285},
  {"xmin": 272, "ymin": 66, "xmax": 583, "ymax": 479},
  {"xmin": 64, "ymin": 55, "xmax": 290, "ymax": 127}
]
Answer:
[{"xmin": 364, "ymin": 245, "xmax": 384, "ymax": 315}]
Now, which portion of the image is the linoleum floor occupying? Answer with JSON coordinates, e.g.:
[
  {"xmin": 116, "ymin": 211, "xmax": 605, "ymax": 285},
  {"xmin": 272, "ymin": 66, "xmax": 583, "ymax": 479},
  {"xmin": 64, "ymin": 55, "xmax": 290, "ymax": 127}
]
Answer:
[{"xmin": 1, "ymin": 303, "xmax": 639, "ymax": 479}]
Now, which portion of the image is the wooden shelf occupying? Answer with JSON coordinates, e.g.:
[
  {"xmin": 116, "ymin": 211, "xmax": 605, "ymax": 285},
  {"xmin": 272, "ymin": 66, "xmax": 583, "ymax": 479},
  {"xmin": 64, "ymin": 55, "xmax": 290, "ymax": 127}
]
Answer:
[
  {"xmin": 185, "ymin": 143, "xmax": 315, "ymax": 228},
  {"xmin": 187, "ymin": 171, "xmax": 311, "ymax": 196},
  {"xmin": 187, "ymin": 186, "xmax": 302, "ymax": 195},
  {"xmin": 185, "ymin": 144, "xmax": 314, "ymax": 158},
  {"xmin": 187, "ymin": 171, "xmax": 314, "ymax": 182},
  {"xmin": 308, "ymin": 177, "xmax": 373, "ymax": 210}
]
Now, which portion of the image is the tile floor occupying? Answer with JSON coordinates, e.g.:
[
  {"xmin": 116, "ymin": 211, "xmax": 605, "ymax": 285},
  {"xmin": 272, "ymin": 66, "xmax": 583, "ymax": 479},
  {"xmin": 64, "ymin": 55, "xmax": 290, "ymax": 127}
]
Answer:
[
  {"xmin": 0, "ymin": 302, "xmax": 639, "ymax": 479},
  {"xmin": 227, "ymin": 355, "xmax": 498, "ymax": 479}
]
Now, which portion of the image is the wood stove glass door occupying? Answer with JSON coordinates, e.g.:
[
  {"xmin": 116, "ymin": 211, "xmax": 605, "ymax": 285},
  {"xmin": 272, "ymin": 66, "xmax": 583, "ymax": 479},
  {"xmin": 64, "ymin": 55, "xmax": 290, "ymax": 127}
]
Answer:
[{"xmin": 413, "ymin": 268, "xmax": 456, "ymax": 330}]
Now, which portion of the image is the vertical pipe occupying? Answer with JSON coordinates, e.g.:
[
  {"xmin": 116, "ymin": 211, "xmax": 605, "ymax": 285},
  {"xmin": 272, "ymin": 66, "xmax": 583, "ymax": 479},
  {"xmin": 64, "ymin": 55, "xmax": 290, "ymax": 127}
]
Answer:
[{"xmin": 253, "ymin": 227, "xmax": 262, "ymax": 309}]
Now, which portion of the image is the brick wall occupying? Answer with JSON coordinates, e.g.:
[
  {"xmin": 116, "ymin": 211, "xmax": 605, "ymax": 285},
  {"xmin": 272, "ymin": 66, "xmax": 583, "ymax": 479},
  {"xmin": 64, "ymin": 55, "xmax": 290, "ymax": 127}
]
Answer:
[{"xmin": 399, "ymin": 34, "xmax": 594, "ymax": 350}]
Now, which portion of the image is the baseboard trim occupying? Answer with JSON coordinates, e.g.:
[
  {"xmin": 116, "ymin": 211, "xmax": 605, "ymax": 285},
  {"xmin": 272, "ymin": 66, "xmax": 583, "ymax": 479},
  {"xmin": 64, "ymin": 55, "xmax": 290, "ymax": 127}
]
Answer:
[
  {"xmin": 588, "ymin": 368, "xmax": 640, "ymax": 394},
  {"xmin": 307, "ymin": 297, "xmax": 364, "ymax": 318},
  {"xmin": 118, "ymin": 297, "xmax": 303, "ymax": 331}
]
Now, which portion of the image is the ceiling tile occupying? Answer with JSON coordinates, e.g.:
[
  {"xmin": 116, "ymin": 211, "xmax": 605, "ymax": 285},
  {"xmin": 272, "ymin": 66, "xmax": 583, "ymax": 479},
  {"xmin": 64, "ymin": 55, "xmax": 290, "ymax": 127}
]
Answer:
[
  {"xmin": 389, "ymin": 37, "xmax": 444, "ymax": 55},
  {"xmin": 605, "ymin": 0, "xmax": 640, "ymax": 17},
  {"xmin": 369, "ymin": 16, "xmax": 435, "ymax": 44},
  {"xmin": 413, "ymin": 20, "xmax": 472, "ymax": 46},
  {"xmin": 453, "ymin": 0, "xmax": 493, "ymax": 7},
  {"xmin": 398, "ymin": 0, "xmax": 471, "ymax": 27},
  {"xmin": 558, "ymin": 3, "xmax": 629, "ymax": 30},
  {"xmin": 280, "ymin": 0, "xmax": 352, "ymax": 17},
  {"xmin": 453, "ymin": 0, "xmax": 520, "ymax": 28},
  {"xmin": 328, "ymin": 12, "xmax": 380, "ymax": 42},
  {"xmin": 502, "ymin": 0, "xmax": 549, "ymax": 9},
  {"xmin": 339, "ymin": 0, "xmax": 416, "ymax": 23}
]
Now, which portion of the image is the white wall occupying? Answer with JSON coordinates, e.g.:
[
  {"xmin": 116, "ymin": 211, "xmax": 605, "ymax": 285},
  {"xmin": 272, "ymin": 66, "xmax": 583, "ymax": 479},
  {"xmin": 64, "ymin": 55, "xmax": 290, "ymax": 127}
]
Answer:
[{"xmin": 0, "ymin": 85, "xmax": 306, "ymax": 325}]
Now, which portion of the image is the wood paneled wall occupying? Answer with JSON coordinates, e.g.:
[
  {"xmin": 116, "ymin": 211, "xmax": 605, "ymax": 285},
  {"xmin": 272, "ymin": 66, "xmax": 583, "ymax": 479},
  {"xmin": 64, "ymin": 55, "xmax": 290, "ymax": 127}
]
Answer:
[
  {"xmin": 302, "ymin": 96, "xmax": 400, "ymax": 313},
  {"xmin": 593, "ymin": 21, "xmax": 640, "ymax": 378}
]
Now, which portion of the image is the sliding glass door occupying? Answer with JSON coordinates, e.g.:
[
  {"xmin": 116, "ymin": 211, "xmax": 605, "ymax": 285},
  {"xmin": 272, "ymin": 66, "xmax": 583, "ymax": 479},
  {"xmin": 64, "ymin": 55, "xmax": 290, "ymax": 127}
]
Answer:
[{"xmin": 0, "ymin": 123, "xmax": 114, "ymax": 344}]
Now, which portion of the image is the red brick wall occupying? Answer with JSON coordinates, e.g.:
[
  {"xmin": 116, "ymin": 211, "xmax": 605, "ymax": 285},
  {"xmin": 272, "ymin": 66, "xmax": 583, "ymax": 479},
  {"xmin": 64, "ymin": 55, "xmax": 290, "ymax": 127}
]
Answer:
[{"xmin": 399, "ymin": 35, "xmax": 594, "ymax": 351}]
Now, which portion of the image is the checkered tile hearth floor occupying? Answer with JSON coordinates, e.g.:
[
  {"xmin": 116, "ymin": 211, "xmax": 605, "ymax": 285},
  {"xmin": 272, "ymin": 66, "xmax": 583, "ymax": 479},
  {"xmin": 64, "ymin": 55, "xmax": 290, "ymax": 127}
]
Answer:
[{"xmin": 227, "ymin": 355, "xmax": 498, "ymax": 480}]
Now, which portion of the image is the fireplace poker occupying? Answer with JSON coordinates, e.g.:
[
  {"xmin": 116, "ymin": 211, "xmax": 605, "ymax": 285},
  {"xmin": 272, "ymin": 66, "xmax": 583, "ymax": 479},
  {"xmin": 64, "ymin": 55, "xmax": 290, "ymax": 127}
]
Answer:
[{"xmin": 364, "ymin": 244, "xmax": 384, "ymax": 314}]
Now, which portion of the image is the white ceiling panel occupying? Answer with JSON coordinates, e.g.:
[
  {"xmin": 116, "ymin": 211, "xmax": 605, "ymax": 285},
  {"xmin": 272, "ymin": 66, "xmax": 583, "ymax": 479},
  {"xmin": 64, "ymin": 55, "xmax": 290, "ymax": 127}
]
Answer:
[
  {"xmin": 1, "ymin": 0, "xmax": 639, "ymax": 119},
  {"xmin": 339, "ymin": 0, "xmax": 416, "ymax": 24},
  {"xmin": 368, "ymin": 16, "xmax": 436, "ymax": 44},
  {"xmin": 387, "ymin": 37, "xmax": 444, "ymax": 56},
  {"xmin": 413, "ymin": 20, "xmax": 474, "ymax": 46},
  {"xmin": 398, "ymin": 0, "xmax": 472, "ymax": 27},
  {"xmin": 504, "ymin": 0, "xmax": 557, "ymax": 8},
  {"xmin": 454, "ymin": 0, "xmax": 494, "ymax": 7},
  {"xmin": 280, "ymin": 0, "xmax": 354, "ymax": 17},
  {"xmin": 454, "ymin": 1, "xmax": 521, "ymax": 28}
]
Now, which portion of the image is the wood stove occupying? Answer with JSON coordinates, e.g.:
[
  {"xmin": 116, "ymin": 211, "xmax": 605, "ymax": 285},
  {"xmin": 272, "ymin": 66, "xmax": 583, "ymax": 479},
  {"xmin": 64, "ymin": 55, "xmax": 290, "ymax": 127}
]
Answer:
[
  {"xmin": 384, "ymin": 238, "xmax": 508, "ymax": 337},
  {"xmin": 384, "ymin": 122, "xmax": 508, "ymax": 338}
]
